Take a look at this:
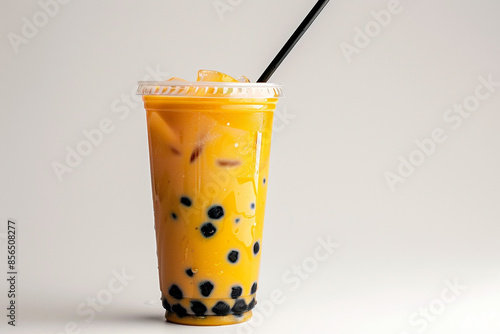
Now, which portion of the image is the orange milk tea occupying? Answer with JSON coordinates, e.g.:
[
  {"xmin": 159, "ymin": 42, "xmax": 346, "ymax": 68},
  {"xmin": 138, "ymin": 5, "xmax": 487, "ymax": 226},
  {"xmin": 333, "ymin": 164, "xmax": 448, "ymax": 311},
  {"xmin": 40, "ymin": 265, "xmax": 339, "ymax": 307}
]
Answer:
[{"xmin": 138, "ymin": 70, "xmax": 282, "ymax": 325}]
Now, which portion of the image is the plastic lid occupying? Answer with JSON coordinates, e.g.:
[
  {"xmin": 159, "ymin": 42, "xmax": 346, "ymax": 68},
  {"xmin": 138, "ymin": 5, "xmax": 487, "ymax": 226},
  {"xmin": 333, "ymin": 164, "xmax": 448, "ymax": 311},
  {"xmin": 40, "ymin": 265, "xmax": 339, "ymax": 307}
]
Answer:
[{"xmin": 137, "ymin": 81, "xmax": 283, "ymax": 98}]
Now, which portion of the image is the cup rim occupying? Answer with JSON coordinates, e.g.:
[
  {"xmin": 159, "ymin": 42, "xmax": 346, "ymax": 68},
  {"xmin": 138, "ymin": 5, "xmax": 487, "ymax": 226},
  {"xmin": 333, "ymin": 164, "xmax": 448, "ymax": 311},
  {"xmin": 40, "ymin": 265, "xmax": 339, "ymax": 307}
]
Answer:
[{"xmin": 137, "ymin": 81, "xmax": 283, "ymax": 98}]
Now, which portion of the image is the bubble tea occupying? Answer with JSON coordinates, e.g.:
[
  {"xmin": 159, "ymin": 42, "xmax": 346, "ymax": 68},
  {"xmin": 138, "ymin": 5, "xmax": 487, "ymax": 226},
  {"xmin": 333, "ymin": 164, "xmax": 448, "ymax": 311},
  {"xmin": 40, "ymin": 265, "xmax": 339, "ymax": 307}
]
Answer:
[{"xmin": 137, "ymin": 70, "xmax": 283, "ymax": 325}]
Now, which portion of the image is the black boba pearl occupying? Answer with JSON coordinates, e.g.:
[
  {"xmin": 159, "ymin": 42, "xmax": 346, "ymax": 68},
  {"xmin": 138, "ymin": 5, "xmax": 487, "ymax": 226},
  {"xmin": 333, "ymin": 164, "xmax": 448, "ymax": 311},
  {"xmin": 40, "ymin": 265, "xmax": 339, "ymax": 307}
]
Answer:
[
  {"xmin": 180, "ymin": 196, "xmax": 192, "ymax": 207},
  {"xmin": 253, "ymin": 241, "xmax": 260, "ymax": 255},
  {"xmin": 250, "ymin": 202, "xmax": 255, "ymax": 209},
  {"xmin": 227, "ymin": 250, "xmax": 239, "ymax": 263},
  {"xmin": 230, "ymin": 286, "xmax": 242, "ymax": 299},
  {"xmin": 263, "ymin": 178, "xmax": 266, "ymax": 185},
  {"xmin": 212, "ymin": 301, "xmax": 230, "ymax": 316},
  {"xmin": 200, "ymin": 222, "xmax": 217, "ymax": 238},
  {"xmin": 231, "ymin": 299, "xmax": 248, "ymax": 314},
  {"xmin": 199, "ymin": 281, "xmax": 214, "ymax": 297},
  {"xmin": 251, "ymin": 282, "xmax": 257, "ymax": 294},
  {"xmin": 248, "ymin": 298, "xmax": 256, "ymax": 310},
  {"xmin": 185, "ymin": 268, "xmax": 194, "ymax": 277},
  {"xmin": 171, "ymin": 212, "xmax": 177, "ymax": 220},
  {"xmin": 162, "ymin": 298, "xmax": 171, "ymax": 312},
  {"xmin": 207, "ymin": 205, "xmax": 224, "ymax": 219},
  {"xmin": 235, "ymin": 218, "xmax": 240, "ymax": 223},
  {"xmin": 190, "ymin": 300, "xmax": 207, "ymax": 316},
  {"xmin": 168, "ymin": 284, "xmax": 183, "ymax": 299},
  {"xmin": 172, "ymin": 304, "xmax": 187, "ymax": 318}
]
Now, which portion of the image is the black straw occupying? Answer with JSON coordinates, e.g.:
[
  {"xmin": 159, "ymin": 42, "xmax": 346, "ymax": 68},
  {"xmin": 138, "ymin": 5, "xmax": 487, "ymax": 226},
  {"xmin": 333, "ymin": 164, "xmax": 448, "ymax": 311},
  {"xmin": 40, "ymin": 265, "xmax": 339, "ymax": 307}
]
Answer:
[{"xmin": 257, "ymin": 0, "xmax": 330, "ymax": 83}]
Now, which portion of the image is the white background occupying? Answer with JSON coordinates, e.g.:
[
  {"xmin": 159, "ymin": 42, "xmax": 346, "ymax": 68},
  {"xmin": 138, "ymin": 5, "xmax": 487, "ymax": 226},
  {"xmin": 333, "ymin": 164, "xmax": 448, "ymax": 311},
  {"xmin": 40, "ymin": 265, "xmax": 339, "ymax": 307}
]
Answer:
[{"xmin": 1, "ymin": 0, "xmax": 500, "ymax": 333}]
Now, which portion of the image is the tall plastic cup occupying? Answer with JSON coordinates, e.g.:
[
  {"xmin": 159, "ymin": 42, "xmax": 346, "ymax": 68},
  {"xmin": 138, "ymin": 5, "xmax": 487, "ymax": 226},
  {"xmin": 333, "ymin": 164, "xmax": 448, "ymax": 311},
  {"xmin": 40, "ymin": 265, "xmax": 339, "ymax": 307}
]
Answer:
[{"xmin": 137, "ymin": 80, "xmax": 283, "ymax": 326}]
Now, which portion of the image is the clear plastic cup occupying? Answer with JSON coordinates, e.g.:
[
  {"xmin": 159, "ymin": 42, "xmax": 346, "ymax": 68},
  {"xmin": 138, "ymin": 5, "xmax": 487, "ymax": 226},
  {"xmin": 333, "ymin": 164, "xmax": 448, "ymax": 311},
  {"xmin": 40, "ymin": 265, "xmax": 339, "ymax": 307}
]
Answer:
[{"xmin": 137, "ymin": 80, "xmax": 283, "ymax": 325}]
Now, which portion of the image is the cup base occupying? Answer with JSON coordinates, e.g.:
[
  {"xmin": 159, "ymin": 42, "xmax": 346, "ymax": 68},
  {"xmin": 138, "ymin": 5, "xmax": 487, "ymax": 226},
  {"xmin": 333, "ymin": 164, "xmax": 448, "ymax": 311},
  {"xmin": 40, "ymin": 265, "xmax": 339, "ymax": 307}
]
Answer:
[{"xmin": 166, "ymin": 310, "xmax": 252, "ymax": 326}]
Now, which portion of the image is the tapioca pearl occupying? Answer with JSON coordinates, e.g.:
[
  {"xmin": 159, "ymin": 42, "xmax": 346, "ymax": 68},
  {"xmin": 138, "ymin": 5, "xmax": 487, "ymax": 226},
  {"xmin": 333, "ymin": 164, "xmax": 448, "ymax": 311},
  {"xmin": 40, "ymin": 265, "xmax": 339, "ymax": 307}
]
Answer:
[
  {"xmin": 212, "ymin": 301, "xmax": 230, "ymax": 316},
  {"xmin": 250, "ymin": 202, "xmax": 255, "ymax": 210},
  {"xmin": 251, "ymin": 282, "xmax": 257, "ymax": 294},
  {"xmin": 199, "ymin": 281, "xmax": 214, "ymax": 297},
  {"xmin": 231, "ymin": 299, "xmax": 248, "ymax": 314},
  {"xmin": 253, "ymin": 241, "xmax": 260, "ymax": 255},
  {"xmin": 200, "ymin": 222, "xmax": 217, "ymax": 238},
  {"xmin": 248, "ymin": 298, "xmax": 256, "ymax": 310},
  {"xmin": 170, "ymin": 146, "xmax": 181, "ymax": 155},
  {"xmin": 185, "ymin": 268, "xmax": 195, "ymax": 277},
  {"xmin": 190, "ymin": 300, "xmax": 207, "ymax": 316},
  {"xmin": 162, "ymin": 298, "xmax": 171, "ymax": 312},
  {"xmin": 190, "ymin": 145, "xmax": 203, "ymax": 163},
  {"xmin": 207, "ymin": 205, "xmax": 224, "ymax": 219},
  {"xmin": 168, "ymin": 284, "xmax": 183, "ymax": 299},
  {"xmin": 227, "ymin": 250, "xmax": 239, "ymax": 264},
  {"xmin": 263, "ymin": 177, "xmax": 266, "ymax": 185},
  {"xmin": 172, "ymin": 304, "xmax": 187, "ymax": 318},
  {"xmin": 217, "ymin": 159, "xmax": 241, "ymax": 167},
  {"xmin": 230, "ymin": 286, "xmax": 242, "ymax": 299},
  {"xmin": 180, "ymin": 196, "xmax": 192, "ymax": 207},
  {"xmin": 171, "ymin": 212, "xmax": 178, "ymax": 220},
  {"xmin": 235, "ymin": 218, "xmax": 240, "ymax": 223}
]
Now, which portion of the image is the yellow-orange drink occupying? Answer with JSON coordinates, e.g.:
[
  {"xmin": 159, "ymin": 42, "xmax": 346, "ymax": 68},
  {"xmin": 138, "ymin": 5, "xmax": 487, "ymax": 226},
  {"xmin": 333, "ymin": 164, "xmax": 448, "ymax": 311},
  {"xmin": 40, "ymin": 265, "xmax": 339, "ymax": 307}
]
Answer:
[{"xmin": 137, "ymin": 71, "xmax": 283, "ymax": 325}]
